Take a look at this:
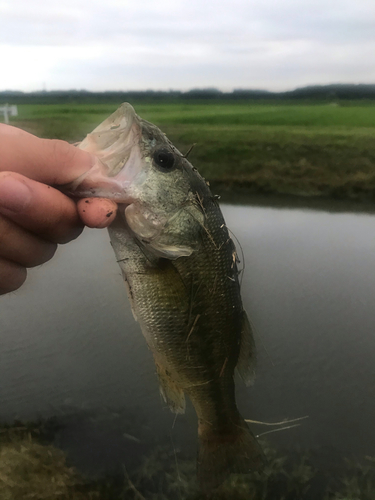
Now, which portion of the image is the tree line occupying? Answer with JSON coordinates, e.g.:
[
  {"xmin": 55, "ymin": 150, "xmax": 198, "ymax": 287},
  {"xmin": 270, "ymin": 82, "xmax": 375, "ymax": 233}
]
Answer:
[{"xmin": 1, "ymin": 84, "xmax": 375, "ymax": 104}]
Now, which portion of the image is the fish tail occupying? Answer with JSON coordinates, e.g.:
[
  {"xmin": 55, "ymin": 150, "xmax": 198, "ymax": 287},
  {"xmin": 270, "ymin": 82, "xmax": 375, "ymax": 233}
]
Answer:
[{"xmin": 197, "ymin": 415, "xmax": 264, "ymax": 492}]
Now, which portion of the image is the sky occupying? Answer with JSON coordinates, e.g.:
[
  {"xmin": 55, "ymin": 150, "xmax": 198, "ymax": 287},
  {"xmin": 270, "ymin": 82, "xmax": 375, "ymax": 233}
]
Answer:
[{"xmin": 0, "ymin": 0, "xmax": 375, "ymax": 92}]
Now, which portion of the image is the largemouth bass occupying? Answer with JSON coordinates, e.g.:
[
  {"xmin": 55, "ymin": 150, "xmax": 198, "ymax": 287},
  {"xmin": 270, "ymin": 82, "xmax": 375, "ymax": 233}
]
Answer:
[{"xmin": 67, "ymin": 103, "xmax": 264, "ymax": 491}]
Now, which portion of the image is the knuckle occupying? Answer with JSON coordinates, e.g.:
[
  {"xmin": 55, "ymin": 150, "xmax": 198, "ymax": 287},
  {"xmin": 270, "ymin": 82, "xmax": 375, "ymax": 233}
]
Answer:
[
  {"xmin": 42, "ymin": 214, "xmax": 82, "ymax": 244},
  {"xmin": 35, "ymin": 194, "xmax": 82, "ymax": 244},
  {"xmin": 0, "ymin": 216, "xmax": 11, "ymax": 247},
  {"xmin": 50, "ymin": 139, "xmax": 79, "ymax": 170},
  {"xmin": 0, "ymin": 259, "xmax": 27, "ymax": 294},
  {"xmin": 42, "ymin": 137, "xmax": 92, "ymax": 185},
  {"xmin": 49, "ymin": 203, "xmax": 83, "ymax": 246},
  {"xmin": 25, "ymin": 243, "xmax": 57, "ymax": 268},
  {"xmin": 0, "ymin": 171, "xmax": 12, "ymax": 181},
  {"xmin": 55, "ymin": 224, "xmax": 83, "ymax": 244},
  {"xmin": 0, "ymin": 215, "xmax": 58, "ymax": 268}
]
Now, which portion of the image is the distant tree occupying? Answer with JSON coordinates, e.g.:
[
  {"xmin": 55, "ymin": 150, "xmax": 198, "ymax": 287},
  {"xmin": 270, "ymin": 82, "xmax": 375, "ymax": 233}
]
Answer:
[{"xmin": 1, "ymin": 84, "xmax": 375, "ymax": 105}]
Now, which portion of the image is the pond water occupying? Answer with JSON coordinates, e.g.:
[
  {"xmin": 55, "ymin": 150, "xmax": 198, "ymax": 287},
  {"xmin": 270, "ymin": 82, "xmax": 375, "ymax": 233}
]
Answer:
[{"xmin": 1, "ymin": 201, "xmax": 375, "ymax": 477}]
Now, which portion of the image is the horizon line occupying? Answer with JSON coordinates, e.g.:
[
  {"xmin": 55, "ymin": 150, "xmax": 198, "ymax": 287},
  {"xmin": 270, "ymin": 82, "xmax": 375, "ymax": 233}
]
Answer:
[{"xmin": 1, "ymin": 83, "xmax": 375, "ymax": 95}]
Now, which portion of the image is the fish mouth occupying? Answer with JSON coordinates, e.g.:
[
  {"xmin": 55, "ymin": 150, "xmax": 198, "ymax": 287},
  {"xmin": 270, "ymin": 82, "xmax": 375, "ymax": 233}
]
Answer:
[{"xmin": 64, "ymin": 103, "xmax": 143, "ymax": 204}]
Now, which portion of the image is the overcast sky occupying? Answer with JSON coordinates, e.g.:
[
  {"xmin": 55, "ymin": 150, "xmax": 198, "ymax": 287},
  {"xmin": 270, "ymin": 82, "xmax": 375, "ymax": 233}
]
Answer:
[{"xmin": 0, "ymin": 0, "xmax": 374, "ymax": 92}]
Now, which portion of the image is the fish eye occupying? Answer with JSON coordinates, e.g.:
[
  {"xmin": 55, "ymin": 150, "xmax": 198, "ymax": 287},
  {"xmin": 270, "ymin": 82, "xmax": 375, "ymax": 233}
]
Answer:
[{"xmin": 153, "ymin": 148, "xmax": 175, "ymax": 171}]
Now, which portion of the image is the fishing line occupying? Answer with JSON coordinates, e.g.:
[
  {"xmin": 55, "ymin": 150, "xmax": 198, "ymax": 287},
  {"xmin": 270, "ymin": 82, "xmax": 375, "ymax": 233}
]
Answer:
[
  {"xmin": 245, "ymin": 415, "xmax": 309, "ymax": 426},
  {"xmin": 172, "ymin": 412, "xmax": 179, "ymax": 430},
  {"xmin": 170, "ymin": 432, "xmax": 183, "ymax": 499},
  {"xmin": 245, "ymin": 415, "xmax": 309, "ymax": 439},
  {"xmin": 224, "ymin": 225, "xmax": 246, "ymax": 288},
  {"xmin": 256, "ymin": 423, "xmax": 302, "ymax": 439},
  {"xmin": 123, "ymin": 465, "xmax": 146, "ymax": 500}
]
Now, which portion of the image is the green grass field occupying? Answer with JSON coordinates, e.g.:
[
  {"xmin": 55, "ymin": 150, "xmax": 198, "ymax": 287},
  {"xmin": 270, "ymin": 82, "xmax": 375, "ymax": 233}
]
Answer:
[{"xmin": 7, "ymin": 101, "xmax": 375, "ymax": 202}]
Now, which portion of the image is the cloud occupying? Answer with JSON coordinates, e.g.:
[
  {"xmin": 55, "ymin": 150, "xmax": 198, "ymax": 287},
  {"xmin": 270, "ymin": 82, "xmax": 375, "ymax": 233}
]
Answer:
[{"xmin": 0, "ymin": 0, "xmax": 374, "ymax": 91}]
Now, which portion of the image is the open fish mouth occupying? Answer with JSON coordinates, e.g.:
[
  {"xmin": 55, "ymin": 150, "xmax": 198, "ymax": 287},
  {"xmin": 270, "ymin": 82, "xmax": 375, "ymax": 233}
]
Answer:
[
  {"xmin": 64, "ymin": 103, "xmax": 144, "ymax": 204},
  {"xmin": 64, "ymin": 103, "xmax": 181, "ymax": 252}
]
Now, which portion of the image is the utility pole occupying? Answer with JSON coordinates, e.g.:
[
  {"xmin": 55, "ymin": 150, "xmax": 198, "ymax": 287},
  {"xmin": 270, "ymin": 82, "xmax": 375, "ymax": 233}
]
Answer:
[{"xmin": 0, "ymin": 104, "xmax": 18, "ymax": 124}]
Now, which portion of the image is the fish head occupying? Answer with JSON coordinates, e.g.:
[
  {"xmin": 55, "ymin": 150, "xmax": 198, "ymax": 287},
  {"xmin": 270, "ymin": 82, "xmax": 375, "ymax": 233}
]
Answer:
[{"xmin": 68, "ymin": 103, "xmax": 207, "ymax": 259}]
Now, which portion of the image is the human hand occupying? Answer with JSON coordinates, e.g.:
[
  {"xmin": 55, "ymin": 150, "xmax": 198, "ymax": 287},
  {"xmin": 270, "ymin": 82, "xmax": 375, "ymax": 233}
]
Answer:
[{"xmin": 0, "ymin": 124, "xmax": 118, "ymax": 294}]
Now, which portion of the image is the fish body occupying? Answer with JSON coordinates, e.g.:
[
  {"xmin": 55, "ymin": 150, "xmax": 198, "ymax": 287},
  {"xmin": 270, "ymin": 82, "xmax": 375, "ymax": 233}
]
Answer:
[{"xmin": 69, "ymin": 104, "xmax": 264, "ymax": 490}]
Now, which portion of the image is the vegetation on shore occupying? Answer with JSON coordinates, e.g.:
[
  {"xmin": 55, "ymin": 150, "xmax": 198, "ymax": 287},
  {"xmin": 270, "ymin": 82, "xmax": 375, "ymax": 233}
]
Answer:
[
  {"xmin": 1, "ymin": 419, "xmax": 375, "ymax": 500},
  {"xmin": 5, "ymin": 101, "xmax": 375, "ymax": 203},
  {"xmin": 3, "ymin": 83, "xmax": 375, "ymax": 104}
]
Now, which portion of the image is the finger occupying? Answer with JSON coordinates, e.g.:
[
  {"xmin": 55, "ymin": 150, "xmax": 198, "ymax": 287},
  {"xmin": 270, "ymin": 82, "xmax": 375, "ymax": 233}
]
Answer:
[
  {"xmin": 0, "ymin": 214, "xmax": 57, "ymax": 267},
  {"xmin": 77, "ymin": 198, "xmax": 118, "ymax": 228},
  {"xmin": 0, "ymin": 257, "xmax": 27, "ymax": 295},
  {"xmin": 0, "ymin": 124, "xmax": 94, "ymax": 185},
  {"xmin": 0, "ymin": 172, "xmax": 83, "ymax": 244}
]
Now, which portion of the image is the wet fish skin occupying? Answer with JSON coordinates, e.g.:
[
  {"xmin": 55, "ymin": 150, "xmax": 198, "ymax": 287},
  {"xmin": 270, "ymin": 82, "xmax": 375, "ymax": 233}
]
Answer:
[{"xmin": 70, "ymin": 104, "xmax": 264, "ymax": 491}]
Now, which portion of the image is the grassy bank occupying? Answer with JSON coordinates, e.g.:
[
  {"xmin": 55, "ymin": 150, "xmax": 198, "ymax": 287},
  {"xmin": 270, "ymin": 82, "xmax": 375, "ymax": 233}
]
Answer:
[
  {"xmin": 1, "ymin": 419, "xmax": 374, "ymax": 500},
  {"xmin": 7, "ymin": 101, "xmax": 375, "ymax": 203}
]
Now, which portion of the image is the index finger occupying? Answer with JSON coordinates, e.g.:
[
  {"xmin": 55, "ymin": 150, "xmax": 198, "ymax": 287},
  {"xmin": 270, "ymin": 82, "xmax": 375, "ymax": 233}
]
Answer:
[{"xmin": 0, "ymin": 124, "xmax": 95, "ymax": 186}]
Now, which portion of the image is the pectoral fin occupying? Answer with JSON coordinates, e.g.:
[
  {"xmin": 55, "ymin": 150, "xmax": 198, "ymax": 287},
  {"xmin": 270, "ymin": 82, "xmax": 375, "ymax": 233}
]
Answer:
[
  {"xmin": 155, "ymin": 361, "xmax": 186, "ymax": 414},
  {"xmin": 147, "ymin": 241, "xmax": 194, "ymax": 259},
  {"xmin": 236, "ymin": 310, "xmax": 257, "ymax": 386}
]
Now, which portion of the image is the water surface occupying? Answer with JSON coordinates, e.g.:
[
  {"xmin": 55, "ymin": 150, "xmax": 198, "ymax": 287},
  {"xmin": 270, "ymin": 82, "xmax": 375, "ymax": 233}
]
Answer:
[{"xmin": 1, "ymin": 202, "xmax": 375, "ymax": 473}]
